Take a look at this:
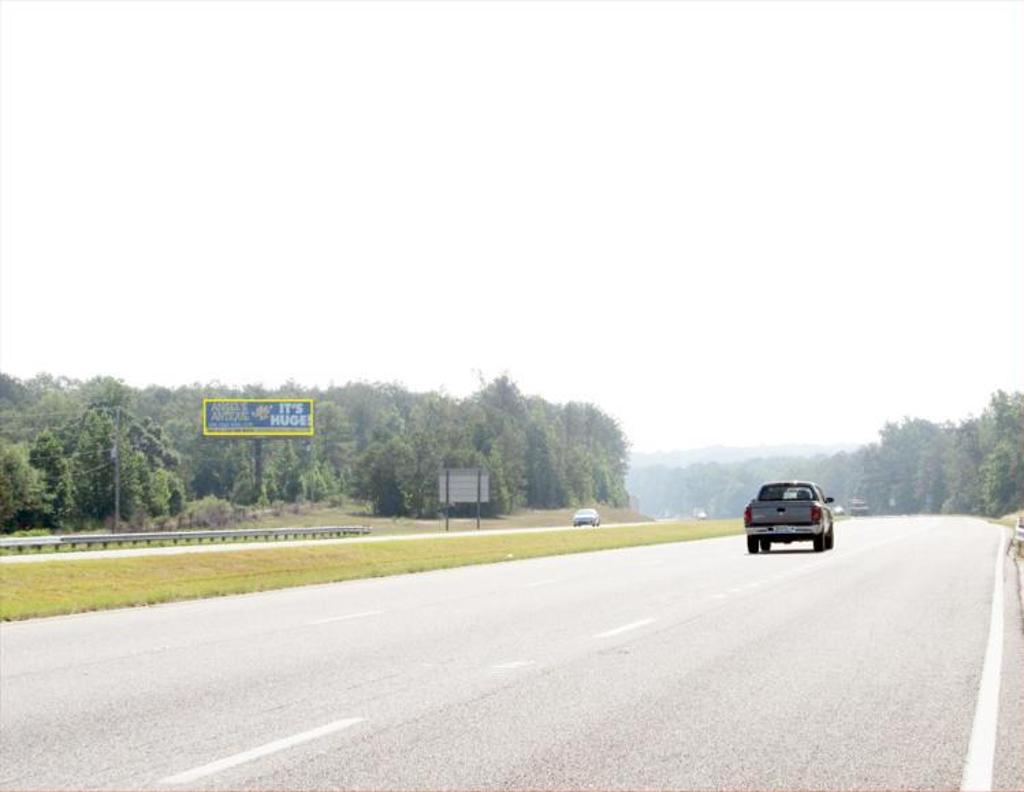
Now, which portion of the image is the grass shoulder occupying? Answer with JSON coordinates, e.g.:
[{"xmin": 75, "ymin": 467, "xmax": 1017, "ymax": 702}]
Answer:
[
  {"xmin": 0, "ymin": 504, "xmax": 652, "ymax": 555},
  {"xmin": 991, "ymin": 512, "xmax": 1021, "ymax": 529},
  {"xmin": 0, "ymin": 519, "xmax": 740, "ymax": 621},
  {"xmin": 231, "ymin": 503, "xmax": 652, "ymax": 533}
]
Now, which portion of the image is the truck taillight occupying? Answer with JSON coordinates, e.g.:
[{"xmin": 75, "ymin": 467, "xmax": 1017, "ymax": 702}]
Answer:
[
  {"xmin": 811, "ymin": 504, "xmax": 822, "ymax": 523},
  {"xmin": 744, "ymin": 504, "xmax": 752, "ymax": 526}
]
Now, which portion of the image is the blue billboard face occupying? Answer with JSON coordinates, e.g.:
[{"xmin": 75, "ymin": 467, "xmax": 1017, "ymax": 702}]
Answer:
[{"xmin": 202, "ymin": 399, "xmax": 314, "ymax": 436}]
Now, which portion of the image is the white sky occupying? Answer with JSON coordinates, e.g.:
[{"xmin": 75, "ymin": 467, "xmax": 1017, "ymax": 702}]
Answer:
[{"xmin": 1, "ymin": 1, "xmax": 1021, "ymax": 453}]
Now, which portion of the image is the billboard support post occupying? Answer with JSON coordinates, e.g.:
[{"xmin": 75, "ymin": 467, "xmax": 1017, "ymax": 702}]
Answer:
[
  {"xmin": 476, "ymin": 467, "xmax": 481, "ymax": 530},
  {"xmin": 445, "ymin": 469, "xmax": 451, "ymax": 532},
  {"xmin": 253, "ymin": 438, "xmax": 264, "ymax": 502}
]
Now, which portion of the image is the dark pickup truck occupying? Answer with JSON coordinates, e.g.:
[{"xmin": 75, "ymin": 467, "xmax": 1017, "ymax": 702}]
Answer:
[{"xmin": 743, "ymin": 480, "xmax": 835, "ymax": 554}]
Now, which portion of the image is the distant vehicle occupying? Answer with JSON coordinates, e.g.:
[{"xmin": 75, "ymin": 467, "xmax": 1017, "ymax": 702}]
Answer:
[
  {"xmin": 572, "ymin": 508, "xmax": 601, "ymax": 527},
  {"xmin": 692, "ymin": 508, "xmax": 708, "ymax": 520},
  {"xmin": 743, "ymin": 481, "xmax": 835, "ymax": 554},
  {"xmin": 849, "ymin": 497, "xmax": 870, "ymax": 516},
  {"xmin": 833, "ymin": 505, "xmax": 846, "ymax": 516}
]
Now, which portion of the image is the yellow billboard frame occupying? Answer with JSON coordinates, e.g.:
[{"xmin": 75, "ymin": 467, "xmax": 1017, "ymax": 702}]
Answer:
[{"xmin": 202, "ymin": 398, "xmax": 315, "ymax": 437}]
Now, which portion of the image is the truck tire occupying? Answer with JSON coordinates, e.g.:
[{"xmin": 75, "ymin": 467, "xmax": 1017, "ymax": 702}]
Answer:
[
  {"xmin": 825, "ymin": 528, "xmax": 834, "ymax": 550},
  {"xmin": 813, "ymin": 533, "xmax": 825, "ymax": 552},
  {"xmin": 747, "ymin": 536, "xmax": 759, "ymax": 554},
  {"xmin": 760, "ymin": 538, "xmax": 771, "ymax": 552}
]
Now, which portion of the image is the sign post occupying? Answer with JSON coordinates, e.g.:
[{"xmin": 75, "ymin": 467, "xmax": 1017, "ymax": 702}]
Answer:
[{"xmin": 439, "ymin": 468, "xmax": 490, "ymax": 532}]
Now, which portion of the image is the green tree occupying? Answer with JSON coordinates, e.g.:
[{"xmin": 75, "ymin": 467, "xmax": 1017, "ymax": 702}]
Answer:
[
  {"xmin": 271, "ymin": 441, "xmax": 303, "ymax": 502},
  {"xmin": 356, "ymin": 436, "xmax": 415, "ymax": 515},
  {"xmin": 0, "ymin": 441, "xmax": 44, "ymax": 531},
  {"xmin": 71, "ymin": 410, "xmax": 116, "ymax": 521},
  {"xmin": 29, "ymin": 429, "xmax": 75, "ymax": 527}
]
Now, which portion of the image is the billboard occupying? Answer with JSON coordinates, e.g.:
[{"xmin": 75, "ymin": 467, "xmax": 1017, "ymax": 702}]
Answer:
[
  {"xmin": 438, "ymin": 468, "xmax": 490, "ymax": 504},
  {"xmin": 202, "ymin": 399, "xmax": 314, "ymax": 437}
]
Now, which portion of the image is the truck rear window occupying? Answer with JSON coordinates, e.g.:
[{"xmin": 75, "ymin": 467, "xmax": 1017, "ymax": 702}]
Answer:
[{"xmin": 758, "ymin": 485, "xmax": 815, "ymax": 501}]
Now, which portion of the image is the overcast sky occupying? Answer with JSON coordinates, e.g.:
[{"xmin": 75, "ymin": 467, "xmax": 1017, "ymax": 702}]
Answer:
[{"xmin": 1, "ymin": 1, "xmax": 1020, "ymax": 453}]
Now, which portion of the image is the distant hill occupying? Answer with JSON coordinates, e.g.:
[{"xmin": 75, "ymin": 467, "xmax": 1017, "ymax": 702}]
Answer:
[
  {"xmin": 627, "ymin": 393, "xmax": 1024, "ymax": 520},
  {"xmin": 630, "ymin": 443, "xmax": 862, "ymax": 471},
  {"xmin": 626, "ymin": 445, "xmax": 866, "ymax": 519}
]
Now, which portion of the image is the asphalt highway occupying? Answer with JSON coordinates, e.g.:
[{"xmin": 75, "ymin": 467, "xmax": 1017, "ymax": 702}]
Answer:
[{"xmin": 1, "ymin": 516, "xmax": 1020, "ymax": 791}]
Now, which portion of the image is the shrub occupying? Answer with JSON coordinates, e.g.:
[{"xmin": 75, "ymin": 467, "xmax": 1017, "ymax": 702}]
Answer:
[
  {"xmin": 9, "ymin": 528, "xmax": 53, "ymax": 537},
  {"xmin": 185, "ymin": 496, "xmax": 234, "ymax": 528}
]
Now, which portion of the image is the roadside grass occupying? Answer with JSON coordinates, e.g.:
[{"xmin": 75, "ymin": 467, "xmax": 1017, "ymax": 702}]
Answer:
[
  {"xmin": 0, "ymin": 519, "xmax": 741, "ymax": 621},
  {"xmin": 995, "ymin": 512, "xmax": 1023, "ymax": 559},
  {"xmin": 0, "ymin": 505, "xmax": 653, "ymax": 556},
  {"xmin": 993, "ymin": 512, "xmax": 1021, "ymax": 529},
  {"xmin": 245, "ymin": 504, "xmax": 652, "ymax": 534},
  {"xmin": 0, "ymin": 531, "xmax": 365, "ymax": 557}
]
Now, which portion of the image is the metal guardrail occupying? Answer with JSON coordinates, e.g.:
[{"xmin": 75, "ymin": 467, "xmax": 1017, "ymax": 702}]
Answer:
[
  {"xmin": 1016, "ymin": 516, "xmax": 1023, "ymax": 542},
  {"xmin": 0, "ymin": 525, "xmax": 372, "ymax": 553}
]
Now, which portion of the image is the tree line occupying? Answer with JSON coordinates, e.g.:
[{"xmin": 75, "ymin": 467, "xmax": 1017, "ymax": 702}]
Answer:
[
  {"xmin": 628, "ymin": 390, "xmax": 1023, "ymax": 520},
  {"xmin": 0, "ymin": 374, "xmax": 629, "ymax": 532}
]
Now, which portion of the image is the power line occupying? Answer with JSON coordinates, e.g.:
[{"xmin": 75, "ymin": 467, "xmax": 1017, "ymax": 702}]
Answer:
[
  {"xmin": 76, "ymin": 459, "xmax": 113, "ymax": 476},
  {"xmin": 0, "ymin": 404, "xmax": 135, "ymax": 422},
  {"xmin": 0, "ymin": 405, "xmax": 109, "ymax": 418},
  {"xmin": 24, "ymin": 446, "xmax": 114, "ymax": 462}
]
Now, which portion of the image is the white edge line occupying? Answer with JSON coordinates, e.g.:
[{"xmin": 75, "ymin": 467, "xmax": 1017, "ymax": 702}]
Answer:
[
  {"xmin": 307, "ymin": 610, "xmax": 382, "ymax": 625},
  {"xmin": 524, "ymin": 578, "xmax": 561, "ymax": 588},
  {"xmin": 594, "ymin": 617, "xmax": 657, "ymax": 639},
  {"xmin": 960, "ymin": 530, "xmax": 1006, "ymax": 792},
  {"xmin": 160, "ymin": 717, "xmax": 364, "ymax": 785}
]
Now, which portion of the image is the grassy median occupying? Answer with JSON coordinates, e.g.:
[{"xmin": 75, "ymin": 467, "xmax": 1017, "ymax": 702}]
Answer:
[{"xmin": 0, "ymin": 520, "xmax": 741, "ymax": 621}]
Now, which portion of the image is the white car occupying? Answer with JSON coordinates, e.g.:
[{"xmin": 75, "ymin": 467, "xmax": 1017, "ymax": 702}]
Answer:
[{"xmin": 572, "ymin": 508, "xmax": 601, "ymax": 527}]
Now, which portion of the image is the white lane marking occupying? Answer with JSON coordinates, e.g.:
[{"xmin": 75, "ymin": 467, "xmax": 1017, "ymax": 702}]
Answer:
[
  {"xmin": 712, "ymin": 593, "xmax": 727, "ymax": 599},
  {"xmin": 524, "ymin": 578, "xmax": 562, "ymax": 588},
  {"xmin": 594, "ymin": 618, "xmax": 657, "ymax": 638},
  {"xmin": 491, "ymin": 660, "xmax": 536, "ymax": 670},
  {"xmin": 160, "ymin": 717, "xmax": 363, "ymax": 785},
  {"xmin": 307, "ymin": 610, "xmax": 381, "ymax": 625},
  {"xmin": 961, "ymin": 531, "xmax": 1006, "ymax": 792}
]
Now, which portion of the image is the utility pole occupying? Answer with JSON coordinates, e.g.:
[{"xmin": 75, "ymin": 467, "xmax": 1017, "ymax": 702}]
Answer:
[{"xmin": 112, "ymin": 406, "xmax": 121, "ymax": 530}]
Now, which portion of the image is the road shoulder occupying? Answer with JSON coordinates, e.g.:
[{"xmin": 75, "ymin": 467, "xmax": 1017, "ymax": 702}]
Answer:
[{"xmin": 993, "ymin": 536, "xmax": 1024, "ymax": 790}]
